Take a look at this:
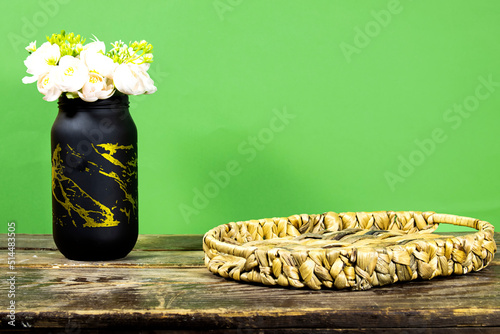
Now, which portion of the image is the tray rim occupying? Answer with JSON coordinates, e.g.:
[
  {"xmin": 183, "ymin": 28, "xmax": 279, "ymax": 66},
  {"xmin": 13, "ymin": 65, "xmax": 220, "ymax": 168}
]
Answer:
[{"xmin": 203, "ymin": 211, "xmax": 497, "ymax": 290}]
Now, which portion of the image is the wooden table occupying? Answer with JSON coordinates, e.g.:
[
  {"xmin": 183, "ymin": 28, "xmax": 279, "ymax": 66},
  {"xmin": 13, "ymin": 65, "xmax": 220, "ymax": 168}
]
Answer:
[{"xmin": 1, "ymin": 233, "xmax": 499, "ymax": 333}]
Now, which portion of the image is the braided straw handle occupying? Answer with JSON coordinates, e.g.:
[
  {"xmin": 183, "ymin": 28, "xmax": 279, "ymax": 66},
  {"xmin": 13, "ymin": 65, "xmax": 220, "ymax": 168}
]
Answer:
[{"xmin": 203, "ymin": 211, "xmax": 496, "ymax": 290}]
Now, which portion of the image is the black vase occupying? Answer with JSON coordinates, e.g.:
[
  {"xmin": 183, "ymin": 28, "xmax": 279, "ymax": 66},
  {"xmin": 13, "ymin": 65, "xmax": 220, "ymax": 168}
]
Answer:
[{"xmin": 51, "ymin": 94, "xmax": 138, "ymax": 260}]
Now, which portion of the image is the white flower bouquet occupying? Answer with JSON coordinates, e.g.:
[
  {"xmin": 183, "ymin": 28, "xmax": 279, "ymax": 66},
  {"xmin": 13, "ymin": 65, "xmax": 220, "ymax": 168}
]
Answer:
[{"xmin": 22, "ymin": 30, "xmax": 157, "ymax": 102}]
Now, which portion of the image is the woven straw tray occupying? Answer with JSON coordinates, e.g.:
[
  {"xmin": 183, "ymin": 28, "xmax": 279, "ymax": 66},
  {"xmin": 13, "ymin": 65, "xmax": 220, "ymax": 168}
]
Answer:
[{"xmin": 203, "ymin": 211, "xmax": 497, "ymax": 290}]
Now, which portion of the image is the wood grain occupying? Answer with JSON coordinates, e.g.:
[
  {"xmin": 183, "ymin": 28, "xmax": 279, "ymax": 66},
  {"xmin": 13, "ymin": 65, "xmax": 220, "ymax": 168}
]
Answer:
[
  {"xmin": 9, "ymin": 250, "xmax": 205, "ymax": 268},
  {"xmin": 0, "ymin": 234, "xmax": 203, "ymax": 251},
  {"xmin": 0, "ymin": 233, "xmax": 498, "ymax": 332}
]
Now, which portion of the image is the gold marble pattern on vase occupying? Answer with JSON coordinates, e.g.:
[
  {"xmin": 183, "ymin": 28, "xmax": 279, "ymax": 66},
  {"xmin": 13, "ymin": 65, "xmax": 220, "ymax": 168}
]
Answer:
[{"xmin": 52, "ymin": 142, "xmax": 137, "ymax": 228}]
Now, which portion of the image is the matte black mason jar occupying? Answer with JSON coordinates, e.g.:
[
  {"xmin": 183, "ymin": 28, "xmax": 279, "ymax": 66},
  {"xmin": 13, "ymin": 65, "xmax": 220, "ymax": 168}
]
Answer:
[{"xmin": 51, "ymin": 94, "xmax": 138, "ymax": 260}]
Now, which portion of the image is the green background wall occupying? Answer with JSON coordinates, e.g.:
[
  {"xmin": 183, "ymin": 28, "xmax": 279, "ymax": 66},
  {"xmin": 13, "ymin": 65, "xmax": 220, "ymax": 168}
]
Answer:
[{"xmin": 1, "ymin": 0, "xmax": 499, "ymax": 234}]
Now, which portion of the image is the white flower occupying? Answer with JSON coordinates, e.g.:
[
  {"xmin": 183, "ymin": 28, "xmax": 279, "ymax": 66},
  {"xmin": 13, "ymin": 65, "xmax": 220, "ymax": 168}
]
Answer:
[
  {"xmin": 37, "ymin": 67, "xmax": 62, "ymax": 102},
  {"xmin": 113, "ymin": 63, "xmax": 157, "ymax": 95},
  {"xmin": 81, "ymin": 40, "xmax": 106, "ymax": 55},
  {"xmin": 78, "ymin": 72, "xmax": 115, "ymax": 102},
  {"xmin": 25, "ymin": 41, "xmax": 37, "ymax": 53},
  {"xmin": 87, "ymin": 53, "xmax": 117, "ymax": 78},
  {"xmin": 22, "ymin": 42, "xmax": 60, "ymax": 84},
  {"xmin": 55, "ymin": 55, "xmax": 89, "ymax": 92},
  {"xmin": 79, "ymin": 41, "xmax": 117, "ymax": 79},
  {"xmin": 82, "ymin": 54, "xmax": 117, "ymax": 80}
]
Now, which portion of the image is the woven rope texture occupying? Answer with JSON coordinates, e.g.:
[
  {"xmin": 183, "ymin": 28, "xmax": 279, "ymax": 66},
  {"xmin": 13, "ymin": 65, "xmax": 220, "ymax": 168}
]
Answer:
[{"xmin": 203, "ymin": 211, "xmax": 496, "ymax": 290}]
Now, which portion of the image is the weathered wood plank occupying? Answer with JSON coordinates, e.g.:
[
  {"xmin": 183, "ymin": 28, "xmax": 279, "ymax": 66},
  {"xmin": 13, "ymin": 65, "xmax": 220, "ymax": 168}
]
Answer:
[
  {"xmin": 0, "ymin": 264, "xmax": 498, "ymax": 330},
  {"xmin": 2, "ymin": 329, "xmax": 500, "ymax": 334},
  {"xmin": 0, "ymin": 234, "xmax": 204, "ymax": 251},
  {"xmin": 0, "ymin": 233, "xmax": 498, "ymax": 331},
  {"xmin": 132, "ymin": 234, "xmax": 203, "ymax": 251},
  {"xmin": 0, "ymin": 250, "xmax": 205, "ymax": 268},
  {"xmin": 3, "ymin": 307, "xmax": 500, "ymax": 331}
]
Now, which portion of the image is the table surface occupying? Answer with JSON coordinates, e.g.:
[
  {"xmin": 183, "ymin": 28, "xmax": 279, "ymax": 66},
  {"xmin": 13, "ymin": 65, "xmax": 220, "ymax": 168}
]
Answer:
[{"xmin": 0, "ymin": 233, "xmax": 499, "ymax": 333}]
